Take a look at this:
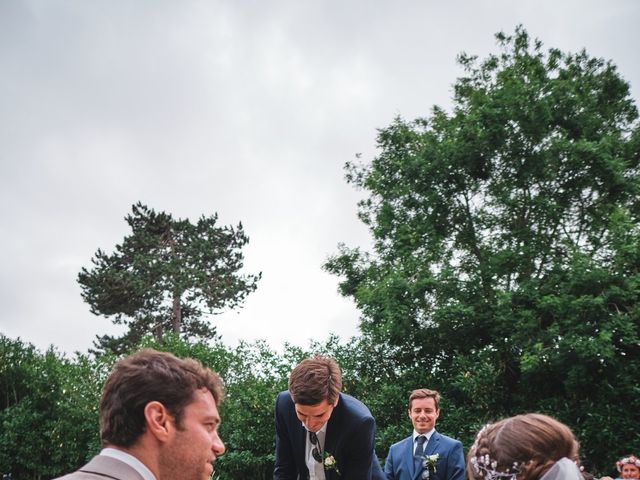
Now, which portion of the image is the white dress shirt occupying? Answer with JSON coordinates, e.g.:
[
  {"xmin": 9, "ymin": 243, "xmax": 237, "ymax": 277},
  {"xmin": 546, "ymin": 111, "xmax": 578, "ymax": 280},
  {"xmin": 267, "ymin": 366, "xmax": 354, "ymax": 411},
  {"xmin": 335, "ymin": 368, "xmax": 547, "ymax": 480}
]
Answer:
[
  {"xmin": 413, "ymin": 429, "xmax": 434, "ymax": 455},
  {"xmin": 305, "ymin": 423, "xmax": 328, "ymax": 480}
]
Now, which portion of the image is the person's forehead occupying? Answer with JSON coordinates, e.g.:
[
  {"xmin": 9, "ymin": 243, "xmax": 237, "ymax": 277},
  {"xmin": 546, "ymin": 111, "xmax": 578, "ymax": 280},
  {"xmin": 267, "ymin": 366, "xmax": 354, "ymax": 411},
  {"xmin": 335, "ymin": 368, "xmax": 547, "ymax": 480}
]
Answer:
[
  {"xmin": 187, "ymin": 388, "xmax": 221, "ymax": 420},
  {"xmin": 295, "ymin": 400, "xmax": 333, "ymax": 415},
  {"xmin": 410, "ymin": 397, "xmax": 437, "ymax": 409}
]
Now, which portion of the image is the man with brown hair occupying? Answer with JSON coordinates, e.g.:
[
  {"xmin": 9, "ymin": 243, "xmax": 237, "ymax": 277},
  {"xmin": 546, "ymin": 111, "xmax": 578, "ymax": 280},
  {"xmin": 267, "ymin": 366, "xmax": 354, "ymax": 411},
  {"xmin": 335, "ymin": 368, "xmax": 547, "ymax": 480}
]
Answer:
[
  {"xmin": 384, "ymin": 388, "xmax": 464, "ymax": 480},
  {"xmin": 274, "ymin": 355, "xmax": 385, "ymax": 480},
  {"xmin": 54, "ymin": 348, "xmax": 225, "ymax": 480}
]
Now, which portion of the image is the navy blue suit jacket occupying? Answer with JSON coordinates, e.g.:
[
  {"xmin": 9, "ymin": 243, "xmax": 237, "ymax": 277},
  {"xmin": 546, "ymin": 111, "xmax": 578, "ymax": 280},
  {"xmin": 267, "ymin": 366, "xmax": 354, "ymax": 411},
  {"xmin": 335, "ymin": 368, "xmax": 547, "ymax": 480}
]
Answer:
[
  {"xmin": 274, "ymin": 391, "xmax": 386, "ymax": 480},
  {"xmin": 384, "ymin": 430, "xmax": 465, "ymax": 480}
]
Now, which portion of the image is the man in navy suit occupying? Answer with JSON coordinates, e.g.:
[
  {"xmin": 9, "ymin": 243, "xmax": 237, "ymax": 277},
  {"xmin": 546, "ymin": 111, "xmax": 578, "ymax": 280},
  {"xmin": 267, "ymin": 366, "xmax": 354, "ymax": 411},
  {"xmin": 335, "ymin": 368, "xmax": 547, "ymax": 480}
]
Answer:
[
  {"xmin": 274, "ymin": 355, "xmax": 386, "ymax": 480},
  {"xmin": 384, "ymin": 389, "xmax": 465, "ymax": 480}
]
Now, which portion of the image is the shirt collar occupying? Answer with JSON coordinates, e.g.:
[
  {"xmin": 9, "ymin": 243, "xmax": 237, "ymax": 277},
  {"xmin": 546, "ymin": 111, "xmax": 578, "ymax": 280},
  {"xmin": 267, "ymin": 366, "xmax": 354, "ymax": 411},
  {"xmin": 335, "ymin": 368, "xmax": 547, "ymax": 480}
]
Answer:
[
  {"xmin": 413, "ymin": 429, "xmax": 435, "ymax": 443},
  {"xmin": 100, "ymin": 447, "xmax": 157, "ymax": 480},
  {"xmin": 301, "ymin": 421, "xmax": 329, "ymax": 435}
]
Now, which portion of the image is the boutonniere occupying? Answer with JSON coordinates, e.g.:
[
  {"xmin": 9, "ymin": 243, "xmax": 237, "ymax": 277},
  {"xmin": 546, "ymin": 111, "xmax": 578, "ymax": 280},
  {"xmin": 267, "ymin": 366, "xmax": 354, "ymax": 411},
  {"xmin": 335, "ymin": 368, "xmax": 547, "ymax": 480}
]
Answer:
[
  {"xmin": 422, "ymin": 453, "xmax": 439, "ymax": 477},
  {"xmin": 324, "ymin": 451, "xmax": 341, "ymax": 475}
]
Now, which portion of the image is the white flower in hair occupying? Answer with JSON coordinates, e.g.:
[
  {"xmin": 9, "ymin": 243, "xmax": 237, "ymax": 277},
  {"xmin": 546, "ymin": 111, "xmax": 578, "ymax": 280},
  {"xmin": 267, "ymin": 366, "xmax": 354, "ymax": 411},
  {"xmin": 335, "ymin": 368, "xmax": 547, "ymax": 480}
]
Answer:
[
  {"xmin": 470, "ymin": 454, "xmax": 521, "ymax": 480},
  {"xmin": 617, "ymin": 456, "xmax": 640, "ymax": 472}
]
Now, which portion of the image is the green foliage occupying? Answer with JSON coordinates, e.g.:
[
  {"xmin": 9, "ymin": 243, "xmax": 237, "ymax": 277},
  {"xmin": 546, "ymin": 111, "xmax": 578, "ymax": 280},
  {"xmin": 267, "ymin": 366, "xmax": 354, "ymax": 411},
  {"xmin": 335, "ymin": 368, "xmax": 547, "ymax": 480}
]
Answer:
[
  {"xmin": 0, "ymin": 333, "xmax": 408, "ymax": 479},
  {"xmin": 78, "ymin": 202, "xmax": 261, "ymax": 354},
  {"xmin": 325, "ymin": 26, "xmax": 640, "ymax": 474},
  {"xmin": 0, "ymin": 334, "xmax": 304, "ymax": 479},
  {"xmin": 214, "ymin": 341, "xmax": 290, "ymax": 479},
  {"xmin": 3, "ymin": 327, "xmax": 637, "ymax": 478},
  {"xmin": 0, "ymin": 335, "xmax": 106, "ymax": 479}
]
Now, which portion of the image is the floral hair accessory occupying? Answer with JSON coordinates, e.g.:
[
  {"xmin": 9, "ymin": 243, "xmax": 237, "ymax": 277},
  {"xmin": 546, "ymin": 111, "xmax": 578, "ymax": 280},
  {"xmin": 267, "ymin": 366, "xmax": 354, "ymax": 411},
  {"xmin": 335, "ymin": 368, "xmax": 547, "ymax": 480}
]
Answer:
[
  {"xmin": 470, "ymin": 454, "xmax": 521, "ymax": 480},
  {"xmin": 470, "ymin": 424, "xmax": 521, "ymax": 480},
  {"xmin": 616, "ymin": 455, "xmax": 640, "ymax": 472}
]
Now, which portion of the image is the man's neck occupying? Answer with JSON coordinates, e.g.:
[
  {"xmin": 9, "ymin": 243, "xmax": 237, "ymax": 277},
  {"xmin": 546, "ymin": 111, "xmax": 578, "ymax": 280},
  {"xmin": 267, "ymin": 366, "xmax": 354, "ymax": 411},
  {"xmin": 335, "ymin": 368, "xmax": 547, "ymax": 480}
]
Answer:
[{"xmin": 102, "ymin": 443, "xmax": 158, "ymax": 480}]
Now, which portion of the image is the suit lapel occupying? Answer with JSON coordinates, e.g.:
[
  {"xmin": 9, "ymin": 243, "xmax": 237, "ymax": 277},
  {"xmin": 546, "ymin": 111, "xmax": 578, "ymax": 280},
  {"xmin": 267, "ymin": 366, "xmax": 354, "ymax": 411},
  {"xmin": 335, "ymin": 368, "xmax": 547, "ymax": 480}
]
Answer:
[
  {"xmin": 424, "ymin": 431, "xmax": 439, "ymax": 456},
  {"xmin": 406, "ymin": 436, "xmax": 418, "ymax": 479},
  {"xmin": 295, "ymin": 421, "xmax": 308, "ymax": 476},
  {"xmin": 420, "ymin": 432, "xmax": 440, "ymax": 480},
  {"xmin": 324, "ymin": 395, "xmax": 344, "ymax": 464},
  {"xmin": 325, "ymin": 418, "xmax": 336, "ymax": 457},
  {"xmin": 411, "ymin": 432, "xmax": 440, "ymax": 480}
]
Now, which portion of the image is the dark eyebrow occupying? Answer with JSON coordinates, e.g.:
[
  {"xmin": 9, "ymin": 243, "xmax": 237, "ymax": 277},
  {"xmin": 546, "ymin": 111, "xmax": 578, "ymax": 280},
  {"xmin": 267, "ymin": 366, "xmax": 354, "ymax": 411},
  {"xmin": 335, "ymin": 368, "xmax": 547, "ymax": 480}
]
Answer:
[{"xmin": 205, "ymin": 414, "xmax": 221, "ymax": 425}]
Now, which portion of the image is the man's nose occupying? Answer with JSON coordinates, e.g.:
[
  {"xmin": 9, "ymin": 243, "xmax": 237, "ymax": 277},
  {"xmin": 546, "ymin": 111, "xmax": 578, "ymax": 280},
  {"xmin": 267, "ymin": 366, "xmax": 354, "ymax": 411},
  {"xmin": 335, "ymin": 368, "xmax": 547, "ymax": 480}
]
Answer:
[{"xmin": 212, "ymin": 434, "xmax": 226, "ymax": 456}]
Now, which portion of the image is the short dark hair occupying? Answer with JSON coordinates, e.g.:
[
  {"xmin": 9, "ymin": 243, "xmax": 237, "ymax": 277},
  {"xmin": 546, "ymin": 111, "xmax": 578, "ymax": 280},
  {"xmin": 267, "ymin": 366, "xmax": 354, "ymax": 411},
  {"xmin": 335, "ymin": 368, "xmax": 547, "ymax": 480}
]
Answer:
[
  {"xmin": 288, "ymin": 355, "xmax": 342, "ymax": 405},
  {"xmin": 409, "ymin": 388, "xmax": 440, "ymax": 410},
  {"xmin": 100, "ymin": 348, "xmax": 224, "ymax": 447}
]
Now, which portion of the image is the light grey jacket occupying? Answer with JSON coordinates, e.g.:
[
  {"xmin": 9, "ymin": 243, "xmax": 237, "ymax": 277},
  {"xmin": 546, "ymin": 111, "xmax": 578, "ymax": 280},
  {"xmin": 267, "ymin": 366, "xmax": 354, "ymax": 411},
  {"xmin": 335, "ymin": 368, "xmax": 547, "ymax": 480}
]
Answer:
[{"xmin": 53, "ymin": 455, "xmax": 146, "ymax": 480}]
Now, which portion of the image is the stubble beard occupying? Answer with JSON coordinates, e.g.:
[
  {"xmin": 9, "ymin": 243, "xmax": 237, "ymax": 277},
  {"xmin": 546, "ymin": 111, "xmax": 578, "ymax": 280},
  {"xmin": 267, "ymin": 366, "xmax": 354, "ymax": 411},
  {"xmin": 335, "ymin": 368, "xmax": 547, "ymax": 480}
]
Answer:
[{"xmin": 159, "ymin": 441, "xmax": 210, "ymax": 480}]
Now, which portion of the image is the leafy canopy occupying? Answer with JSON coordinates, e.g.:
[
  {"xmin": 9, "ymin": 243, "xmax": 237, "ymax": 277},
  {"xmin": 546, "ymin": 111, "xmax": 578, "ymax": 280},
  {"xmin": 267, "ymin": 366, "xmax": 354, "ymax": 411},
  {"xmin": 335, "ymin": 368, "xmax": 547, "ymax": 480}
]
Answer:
[
  {"xmin": 325, "ymin": 27, "xmax": 640, "ymax": 471},
  {"xmin": 78, "ymin": 202, "xmax": 261, "ymax": 354}
]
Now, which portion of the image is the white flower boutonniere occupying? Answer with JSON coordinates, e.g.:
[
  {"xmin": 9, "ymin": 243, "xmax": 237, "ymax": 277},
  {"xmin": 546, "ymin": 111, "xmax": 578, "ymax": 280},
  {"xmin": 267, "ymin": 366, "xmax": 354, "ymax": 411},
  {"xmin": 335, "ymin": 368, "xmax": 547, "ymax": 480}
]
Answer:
[
  {"xmin": 324, "ymin": 452, "xmax": 341, "ymax": 475},
  {"xmin": 422, "ymin": 453, "xmax": 440, "ymax": 479}
]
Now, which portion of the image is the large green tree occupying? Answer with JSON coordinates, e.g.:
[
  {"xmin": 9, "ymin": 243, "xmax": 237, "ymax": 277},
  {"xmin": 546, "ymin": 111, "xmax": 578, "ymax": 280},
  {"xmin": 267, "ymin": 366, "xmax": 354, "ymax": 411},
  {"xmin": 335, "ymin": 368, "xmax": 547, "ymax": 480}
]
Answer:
[
  {"xmin": 325, "ymin": 27, "xmax": 640, "ymax": 472},
  {"xmin": 78, "ymin": 203, "xmax": 261, "ymax": 354}
]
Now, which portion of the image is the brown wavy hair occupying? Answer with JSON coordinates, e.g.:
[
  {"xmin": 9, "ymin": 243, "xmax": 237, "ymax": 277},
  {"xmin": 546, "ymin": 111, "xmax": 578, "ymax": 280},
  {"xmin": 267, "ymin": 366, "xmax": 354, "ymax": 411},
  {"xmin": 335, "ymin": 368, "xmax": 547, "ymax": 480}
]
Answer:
[
  {"xmin": 468, "ymin": 413, "xmax": 580, "ymax": 480},
  {"xmin": 409, "ymin": 388, "xmax": 441, "ymax": 410},
  {"xmin": 288, "ymin": 355, "xmax": 342, "ymax": 405},
  {"xmin": 100, "ymin": 348, "xmax": 224, "ymax": 447}
]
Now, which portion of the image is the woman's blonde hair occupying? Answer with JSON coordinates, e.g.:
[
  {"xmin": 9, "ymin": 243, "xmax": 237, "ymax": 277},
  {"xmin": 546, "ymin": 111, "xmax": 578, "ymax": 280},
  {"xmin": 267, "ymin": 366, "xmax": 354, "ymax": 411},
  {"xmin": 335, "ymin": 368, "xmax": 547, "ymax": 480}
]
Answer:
[{"xmin": 468, "ymin": 413, "xmax": 580, "ymax": 480}]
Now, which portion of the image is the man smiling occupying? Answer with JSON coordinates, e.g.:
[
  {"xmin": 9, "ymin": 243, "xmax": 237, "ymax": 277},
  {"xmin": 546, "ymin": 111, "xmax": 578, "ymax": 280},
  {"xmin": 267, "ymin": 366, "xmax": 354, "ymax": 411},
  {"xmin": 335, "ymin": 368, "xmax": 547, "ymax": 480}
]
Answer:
[
  {"xmin": 384, "ymin": 389, "xmax": 464, "ymax": 480},
  {"xmin": 274, "ymin": 355, "xmax": 385, "ymax": 480}
]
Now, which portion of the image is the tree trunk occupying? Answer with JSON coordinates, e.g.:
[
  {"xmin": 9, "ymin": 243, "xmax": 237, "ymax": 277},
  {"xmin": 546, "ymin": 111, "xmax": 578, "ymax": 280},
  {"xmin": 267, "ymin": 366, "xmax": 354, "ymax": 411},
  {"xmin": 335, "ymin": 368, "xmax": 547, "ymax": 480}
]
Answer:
[
  {"xmin": 154, "ymin": 322, "xmax": 164, "ymax": 342},
  {"xmin": 166, "ymin": 225, "xmax": 182, "ymax": 334},
  {"xmin": 172, "ymin": 293, "xmax": 181, "ymax": 334}
]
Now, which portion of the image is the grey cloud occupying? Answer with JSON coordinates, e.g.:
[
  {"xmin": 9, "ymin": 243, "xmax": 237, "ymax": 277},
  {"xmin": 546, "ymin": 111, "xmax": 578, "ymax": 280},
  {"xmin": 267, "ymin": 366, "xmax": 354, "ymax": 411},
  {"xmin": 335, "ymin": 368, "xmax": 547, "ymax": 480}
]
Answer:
[{"xmin": 1, "ymin": 0, "xmax": 638, "ymax": 354}]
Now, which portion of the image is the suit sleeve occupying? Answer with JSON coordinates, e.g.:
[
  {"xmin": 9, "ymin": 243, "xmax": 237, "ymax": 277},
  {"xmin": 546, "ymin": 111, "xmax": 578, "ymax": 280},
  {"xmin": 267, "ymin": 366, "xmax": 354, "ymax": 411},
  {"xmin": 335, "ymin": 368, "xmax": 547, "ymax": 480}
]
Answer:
[
  {"xmin": 384, "ymin": 444, "xmax": 397, "ymax": 480},
  {"xmin": 445, "ymin": 440, "xmax": 465, "ymax": 480},
  {"xmin": 339, "ymin": 415, "xmax": 377, "ymax": 480},
  {"xmin": 274, "ymin": 392, "xmax": 298, "ymax": 480}
]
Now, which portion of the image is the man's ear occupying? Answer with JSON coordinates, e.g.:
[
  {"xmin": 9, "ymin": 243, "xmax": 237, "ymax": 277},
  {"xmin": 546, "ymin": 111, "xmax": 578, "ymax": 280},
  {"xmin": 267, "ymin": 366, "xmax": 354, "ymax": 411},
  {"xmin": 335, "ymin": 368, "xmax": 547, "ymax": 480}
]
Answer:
[{"xmin": 144, "ymin": 401, "xmax": 172, "ymax": 442}]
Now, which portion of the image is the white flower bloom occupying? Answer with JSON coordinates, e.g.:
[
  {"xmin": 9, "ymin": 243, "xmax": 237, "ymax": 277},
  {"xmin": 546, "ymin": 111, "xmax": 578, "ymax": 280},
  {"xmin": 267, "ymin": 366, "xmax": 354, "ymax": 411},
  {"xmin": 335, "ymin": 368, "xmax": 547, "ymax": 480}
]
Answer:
[{"xmin": 423, "ymin": 453, "xmax": 440, "ymax": 471}]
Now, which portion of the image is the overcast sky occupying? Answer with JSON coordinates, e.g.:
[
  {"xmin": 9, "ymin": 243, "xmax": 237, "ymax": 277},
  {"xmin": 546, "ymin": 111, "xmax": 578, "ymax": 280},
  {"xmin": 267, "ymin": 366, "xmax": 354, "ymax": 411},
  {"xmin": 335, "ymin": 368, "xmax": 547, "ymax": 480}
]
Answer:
[{"xmin": 1, "ymin": 1, "xmax": 639, "ymax": 356}]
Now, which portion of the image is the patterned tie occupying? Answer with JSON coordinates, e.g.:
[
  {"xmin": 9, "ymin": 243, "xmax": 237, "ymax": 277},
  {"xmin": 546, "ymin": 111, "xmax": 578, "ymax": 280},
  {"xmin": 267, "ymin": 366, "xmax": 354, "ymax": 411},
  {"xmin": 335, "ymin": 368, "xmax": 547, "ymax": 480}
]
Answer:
[
  {"xmin": 414, "ymin": 435, "xmax": 426, "ymax": 472},
  {"xmin": 309, "ymin": 431, "xmax": 323, "ymax": 463}
]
